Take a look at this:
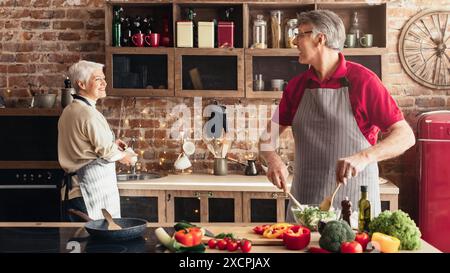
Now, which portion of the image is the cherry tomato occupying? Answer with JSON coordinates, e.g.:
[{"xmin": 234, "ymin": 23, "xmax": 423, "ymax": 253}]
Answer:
[
  {"xmin": 217, "ymin": 239, "xmax": 228, "ymax": 250},
  {"xmin": 355, "ymin": 232, "xmax": 370, "ymax": 251},
  {"xmin": 227, "ymin": 241, "xmax": 239, "ymax": 252},
  {"xmin": 240, "ymin": 239, "xmax": 252, "ymax": 253},
  {"xmin": 208, "ymin": 239, "xmax": 217, "ymax": 249}
]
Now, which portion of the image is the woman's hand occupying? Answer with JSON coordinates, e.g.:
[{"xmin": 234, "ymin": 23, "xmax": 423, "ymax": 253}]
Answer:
[{"xmin": 266, "ymin": 154, "xmax": 289, "ymax": 192}]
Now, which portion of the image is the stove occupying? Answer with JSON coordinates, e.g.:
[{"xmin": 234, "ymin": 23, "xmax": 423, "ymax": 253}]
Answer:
[{"xmin": 0, "ymin": 227, "xmax": 167, "ymax": 253}]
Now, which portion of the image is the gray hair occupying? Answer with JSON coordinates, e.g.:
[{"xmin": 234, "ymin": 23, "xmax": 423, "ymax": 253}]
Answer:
[
  {"xmin": 68, "ymin": 60, "xmax": 104, "ymax": 93},
  {"xmin": 297, "ymin": 10, "xmax": 346, "ymax": 51}
]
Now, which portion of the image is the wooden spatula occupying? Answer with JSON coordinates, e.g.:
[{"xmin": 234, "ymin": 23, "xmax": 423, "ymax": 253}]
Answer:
[
  {"xmin": 319, "ymin": 183, "xmax": 342, "ymax": 211},
  {"xmin": 287, "ymin": 192, "xmax": 303, "ymax": 210},
  {"xmin": 102, "ymin": 208, "xmax": 122, "ymax": 230}
]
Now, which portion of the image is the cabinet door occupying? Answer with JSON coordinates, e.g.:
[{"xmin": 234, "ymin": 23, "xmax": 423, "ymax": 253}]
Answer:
[
  {"xmin": 119, "ymin": 189, "xmax": 166, "ymax": 223},
  {"xmin": 207, "ymin": 191, "xmax": 242, "ymax": 223},
  {"xmin": 243, "ymin": 192, "xmax": 288, "ymax": 223},
  {"xmin": 166, "ymin": 190, "xmax": 203, "ymax": 223}
]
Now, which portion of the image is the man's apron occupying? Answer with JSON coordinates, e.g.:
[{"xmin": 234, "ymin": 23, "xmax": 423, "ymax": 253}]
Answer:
[
  {"xmin": 63, "ymin": 95, "xmax": 121, "ymax": 220},
  {"xmin": 286, "ymin": 77, "xmax": 381, "ymax": 222}
]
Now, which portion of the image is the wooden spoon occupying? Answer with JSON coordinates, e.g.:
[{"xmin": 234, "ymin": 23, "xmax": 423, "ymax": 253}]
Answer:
[
  {"xmin": 319, "ymin": 183, "xmax": 342, "ymax": 211},
  {"xmin": 287, "ymin": 192, "xmax": 303, "ymax": 210},
  {"xmin": 102, "ymin": 209, "xmax": 122, "ymax": 230}
]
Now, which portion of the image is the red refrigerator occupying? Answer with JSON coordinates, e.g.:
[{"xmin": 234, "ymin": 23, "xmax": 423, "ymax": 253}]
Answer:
[{"xmin": 418, "ymin": 111, "xmax": 450, "ymax": 252}]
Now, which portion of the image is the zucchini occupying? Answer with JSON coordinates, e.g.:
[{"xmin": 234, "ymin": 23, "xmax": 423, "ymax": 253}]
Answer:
[{"xmin": 155, "ymin": 227, "xmax": 180, "ymax": 252}]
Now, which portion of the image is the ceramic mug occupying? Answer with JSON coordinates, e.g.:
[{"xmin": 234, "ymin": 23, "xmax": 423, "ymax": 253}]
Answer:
[
  {"xmin": 344, "ymin": 34, "xmax": 356, "ymax": 48},
  {"xmin": 145, "ymin": 33, "xmax": 160, "ymax": 47},
  {"xmin": 271, "ymin": 79, "xmax": 287, "ymax": 91},
  {"xmin": 174, "ymin": 152, "xmax": 192, "ymax": 170},
  {"xmin": 359, "ymin": 34, "xmax": 373, "ymax": 48},
  {"xmin": 132, "ymin": 33, "xmax": 145, "ymax": 47}
]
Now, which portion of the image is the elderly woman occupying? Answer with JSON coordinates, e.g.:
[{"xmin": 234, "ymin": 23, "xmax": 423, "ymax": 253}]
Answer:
[
  {"xmin": 58, "ymin": 60, "xmax": 134, "ymax": 221},
  {"xmin": 260, "ymin": 10, "xmax": 415, "ymax": 222}
]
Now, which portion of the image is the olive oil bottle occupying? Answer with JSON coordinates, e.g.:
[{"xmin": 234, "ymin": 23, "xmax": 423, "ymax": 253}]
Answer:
[{"xmin": 358, "ymin": 186, "xmax": 371, "ymax": 232}]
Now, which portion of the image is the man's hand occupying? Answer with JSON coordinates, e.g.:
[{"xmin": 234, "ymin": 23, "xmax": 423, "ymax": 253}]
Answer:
[
  {"xmin": 336, "ymin": 152, "xmax": 374, "ymax": 185},
  {"xmin": 115, "ymin": 139, "xmax": 127, "ymax": 151},
  {"xmin": 119, "ymin": 152, "xmax": 134, "ymax": 166},
  {"xmin": 266, "ymin": 154, "xmax": 289, "ymax": 192}
]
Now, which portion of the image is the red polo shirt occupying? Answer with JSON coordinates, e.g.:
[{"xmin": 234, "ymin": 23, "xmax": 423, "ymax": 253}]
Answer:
[{"xmin": 273, "ymin": 52, "xmax": 403, "ymax": 145}]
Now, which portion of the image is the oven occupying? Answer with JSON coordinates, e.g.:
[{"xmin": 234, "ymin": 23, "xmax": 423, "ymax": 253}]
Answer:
[{"xmin": 0, "ymin": 114, "xmax": 63, "ymax": 221}]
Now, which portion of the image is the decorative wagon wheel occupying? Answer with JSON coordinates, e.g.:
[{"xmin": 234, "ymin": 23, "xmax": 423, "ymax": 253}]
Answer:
[{"xmin": 398, "ymin": 9, "xmax": 450, "ymax": 90}]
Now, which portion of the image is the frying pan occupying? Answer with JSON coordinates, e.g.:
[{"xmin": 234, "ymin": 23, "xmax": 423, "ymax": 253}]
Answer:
[{"xmin": 68, "ymin": 209, "xmax": 148, "ymax": 241}]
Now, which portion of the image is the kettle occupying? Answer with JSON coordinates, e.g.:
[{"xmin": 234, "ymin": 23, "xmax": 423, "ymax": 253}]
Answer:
[{"xmin": 244, "ymin": 160, "xmax": 258, "ymax": 176}]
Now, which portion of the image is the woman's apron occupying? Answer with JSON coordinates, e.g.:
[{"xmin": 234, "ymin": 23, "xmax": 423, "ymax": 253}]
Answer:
[
  {"xmin": 64, "ymin": 95, "xmax": 121, "ymax": 220},
  {"xmin": 286, "ymin": 77, "xmax": 381, "ymax": 222}
]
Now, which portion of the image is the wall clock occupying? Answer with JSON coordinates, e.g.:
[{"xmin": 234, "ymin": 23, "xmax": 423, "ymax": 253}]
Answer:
[{"xmin": 399, "ymin": 9, "xmax": 450, "ymax": 89}]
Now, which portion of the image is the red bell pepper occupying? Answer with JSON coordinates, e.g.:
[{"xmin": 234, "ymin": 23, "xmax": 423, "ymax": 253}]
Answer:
[
  {"xmin": 308, "ymin": 247, "xmax": 331, "ymax": 253},
  {"xmin": 174, "ymin": 227, "xmax": 203, "ymax": 247},
  {"xmin": 252, "ymin": 224, "xmax": 271, "ymax": 235},
  {"xmin": 282, "ymin": 225, "xmax": 311, "ymax": 250}
]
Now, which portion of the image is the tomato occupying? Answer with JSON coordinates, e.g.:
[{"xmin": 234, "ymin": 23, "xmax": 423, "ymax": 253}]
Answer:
[
  {"xmin": 227, "ymin": 241, "xmax": 239, "ymax": 252},
  {"xmin": 240, "ymin": 239, "xmax": 252, "ymax": 253},
  {"xmin": 208, "ymin": 239, "xmax": 217, "ymax": 249},
  {"xmin": 340, "ymin": 241, "xmax": 363, "ymax": 253},
  {"xmin": 282, "ymin": 225, "xmax": 311, "ymax": 250},
  {"xmin": 252, "ymin": 224, "xmax": 271, "ymax": 235},
  {"xmin": 355, "ymin": 232, "xmax": 370, "ymax": 251},
  {"xmin": 174, "ymin": 227, "xmax": 203, "ymax": 247},
  {"xmin": 217, "ymin": 239, "xmax": 228, "ymax": 250}
]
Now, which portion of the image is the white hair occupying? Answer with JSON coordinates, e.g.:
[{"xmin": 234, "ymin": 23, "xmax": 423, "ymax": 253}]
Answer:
[
  {"xmin": 297, "ymin": 10, "xmax": 346, "ymax": 51},
  {"xmin": 68, "ymin": 60, "xmax": 104, "ymax": 93}
]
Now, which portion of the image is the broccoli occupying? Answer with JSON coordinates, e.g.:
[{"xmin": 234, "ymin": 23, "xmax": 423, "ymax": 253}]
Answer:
[
  {"xmin": 319, "ymin": 220, "xmax": 355, "ymax": 252},
  {"xmin": 368, "ymin": 210, "xmax": 421, "ymax": 250}
]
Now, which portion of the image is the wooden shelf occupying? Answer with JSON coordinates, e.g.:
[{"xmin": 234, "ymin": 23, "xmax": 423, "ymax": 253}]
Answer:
[
  {"xmin": 106, "ymin": 1, "xmax": 388, "ymax": 98},
  {"xmin": 0, "ymin": 161, "xmax": 61, "ymax": 169},
  {"xmin": 0, "ymin": 108, "xmax": 62, "ymax": 116}
]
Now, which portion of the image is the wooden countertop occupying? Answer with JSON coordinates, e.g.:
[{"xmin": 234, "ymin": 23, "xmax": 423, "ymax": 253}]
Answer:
[
  {"xmin": 117, "ymin": 174, "xmax": 399, "ymax": 194},
  {"xmin": 0, "ymin": 222, "xmax": 439, "ymax": 253}
]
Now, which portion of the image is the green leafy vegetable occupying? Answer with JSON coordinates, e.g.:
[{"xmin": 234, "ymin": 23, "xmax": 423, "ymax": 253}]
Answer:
[
  {"xmin": 292, "ymin": 206, "xmax": 336, "ymax": 231},
  {"xmin": 369, "ymin": 210, "xmax": 421, "ymax": 250}
]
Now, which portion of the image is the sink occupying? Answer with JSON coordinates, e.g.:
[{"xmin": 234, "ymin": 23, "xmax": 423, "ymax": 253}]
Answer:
[{"xmin": 116, "ymin": 172, "xmax": 166, "ymax": 182}]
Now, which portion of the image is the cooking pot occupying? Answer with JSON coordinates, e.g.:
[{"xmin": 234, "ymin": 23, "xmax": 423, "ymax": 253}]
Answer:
[{"xmin": 68, "ymin": 209, "xmax": 147, "ymax": 241}]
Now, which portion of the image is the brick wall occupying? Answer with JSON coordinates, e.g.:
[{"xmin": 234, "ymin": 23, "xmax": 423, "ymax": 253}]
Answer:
[{"xmin": 1, "ymin": 0, "xmax": 449, "ymax": 220}]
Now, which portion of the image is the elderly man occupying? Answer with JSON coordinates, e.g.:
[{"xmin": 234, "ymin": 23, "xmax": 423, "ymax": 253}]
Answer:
[
  {"xmin": 58, "ymin": 60, "xmax": 134, "ymax": 221},
  {"xmin": 260, "ymin": 10, "xmax": 415, "ymax": 222}
]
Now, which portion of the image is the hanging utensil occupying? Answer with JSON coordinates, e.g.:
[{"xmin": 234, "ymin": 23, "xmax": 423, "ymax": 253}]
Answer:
[{"xmin": 319, "ymin": 183, "xmax": 342, "ymax": 211}]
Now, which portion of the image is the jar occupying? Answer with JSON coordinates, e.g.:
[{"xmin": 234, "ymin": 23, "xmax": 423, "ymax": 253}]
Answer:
[
  {"xmin": 252, "ymin": 14, "xmax": 267, "ymax": 49},
  {"xmin": 284, "ymin": 19, "xmax": 298, "ymax": 48},
  {"xmin": 270, "ymin": 10, "xmax": 283, "ymax": 48}
]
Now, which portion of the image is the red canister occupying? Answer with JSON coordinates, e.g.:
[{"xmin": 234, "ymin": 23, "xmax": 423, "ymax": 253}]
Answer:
[{"xmin": 218, "ymin": 21, "xmax": 234, "ymax": 48}]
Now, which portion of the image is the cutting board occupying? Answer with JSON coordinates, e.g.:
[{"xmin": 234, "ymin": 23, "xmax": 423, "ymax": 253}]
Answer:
[{"xmin": 201, "ymin": 225, "xmax": 284, "ymax": 246}]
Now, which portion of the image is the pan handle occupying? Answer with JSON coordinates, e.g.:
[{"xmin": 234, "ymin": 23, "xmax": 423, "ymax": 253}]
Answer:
[{"xmin": 68, "ymin": 209, "xmax": 93, "ymax": 222}]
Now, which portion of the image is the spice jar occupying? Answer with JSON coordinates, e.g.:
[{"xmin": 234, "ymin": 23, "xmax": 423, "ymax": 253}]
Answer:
[
  {"xmin": 252, "ymin": 14, "xmax": 267, "ymax": 49},
  {"xmin": 270, "ymin": 10, "xmax": 283, "ymax": 48},
  {"xmin": 284, "ymin": 18, "xmax": 298, "ymax": 48}
]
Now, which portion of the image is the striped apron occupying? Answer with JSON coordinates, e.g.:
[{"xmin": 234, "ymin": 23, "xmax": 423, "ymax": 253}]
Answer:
[
  {"xmin": 77, "ymin": 158, "xmax": 121, "ymax": 220},
  {"xmin": 286, "ymin": 77, "xmax": 381, "ymax": 222},
  {"xmin": 69, "ymin": 95, "xmax": 121, "ymax": 220}
]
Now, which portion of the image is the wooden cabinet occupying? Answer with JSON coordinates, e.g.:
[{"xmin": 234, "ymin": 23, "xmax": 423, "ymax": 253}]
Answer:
[
  {"xmin": 166, "ymin": 190, "xmax": 242, "ymax": 223},
  {"xmin": 105, "ymin": 1, "xmax": 388, "ymax": 98},
  {"xmin": 119, "ymin": 189, "xmax": 166, "ymax": 223},
  {"xmin": 242, "ymin": 191, "xmax": 289, "ymax": 223}
]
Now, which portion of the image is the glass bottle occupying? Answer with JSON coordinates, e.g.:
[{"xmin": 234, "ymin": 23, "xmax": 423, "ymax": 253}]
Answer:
[
  {"xmin": 270, "ymin": 10, "xmax": 283, "ymax": 48},
  {"xmin": 284, "ymin": 18, "xmax": 298, "ymax": 48},
  {"xmin": 252, "ymin": 14, "xmax": 267, "ymax": 49},
  {"xmin": 349, "ymin": 12, "xmax": 363, "ymax": 47},
  {"xmin": 358, "ymin": 186, "xmax": 371, "ymax": 232},
  {"xmin": 112, "ymin": 7, "xmax": 122, "ymax": 47}
]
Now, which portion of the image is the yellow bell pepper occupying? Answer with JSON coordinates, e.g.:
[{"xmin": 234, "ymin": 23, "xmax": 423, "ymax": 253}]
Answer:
[
  {"xmin": 263, "ymin": 223, "xmax": 293, "ymax": 239},
  {"xmin": 371, "ymin": 232, "xmax": 400, "ymax": 253}
]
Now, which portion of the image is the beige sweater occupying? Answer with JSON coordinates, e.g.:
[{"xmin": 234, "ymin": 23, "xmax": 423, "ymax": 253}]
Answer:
[{"xmin": 58, "ymin": 97, "xmax": 124, "ymax": 199}]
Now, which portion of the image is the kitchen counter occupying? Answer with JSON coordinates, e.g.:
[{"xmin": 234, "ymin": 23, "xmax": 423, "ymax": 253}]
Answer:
[
  {"xmin": 0, "ymin": 222, "xmax": 439, "ymax": 253},
  {"xmin": 117, "ymin": 174, "xmax": 399, "ymax": 194}
]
